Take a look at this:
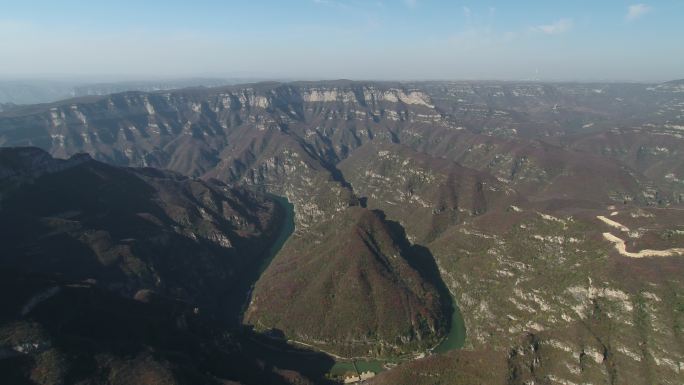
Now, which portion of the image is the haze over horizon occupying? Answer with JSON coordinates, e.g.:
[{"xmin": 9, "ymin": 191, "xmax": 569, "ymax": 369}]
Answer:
[
  {"xmin": 2, "ymin": 0, "xmax": 683, "ymax": 82},
  {"xmin": 2, "ymin": 2, "xmax": 684, "ymax": 384}
]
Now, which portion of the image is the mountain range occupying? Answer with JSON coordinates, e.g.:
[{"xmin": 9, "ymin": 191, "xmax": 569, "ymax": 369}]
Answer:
[{"xmin": 1, "ymin": 80, "xmax": 683, "ymax": 384}]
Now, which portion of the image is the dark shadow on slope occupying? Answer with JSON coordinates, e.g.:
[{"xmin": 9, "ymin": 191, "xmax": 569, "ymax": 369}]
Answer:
[
  {"xmin": 0, "ymin": 269, "xmax": 338, "ymax": 385},
  {"xmin": 240, "ymin": 327, "xmax": 338, "ymax": 385},
  {"xmin": 372, "ymin": 210, "xmax": 456, "ymax": 336},
  {"xmin": 294, "ymin": 135, "xmax": 358, "ymax": 192},
  {"xmin": 227, "ymin": 194, "xmax": 296, "ymax": 326},
  {"xmin": 0, "ymin": 150, "xmax": 286, "ymax": 332}
]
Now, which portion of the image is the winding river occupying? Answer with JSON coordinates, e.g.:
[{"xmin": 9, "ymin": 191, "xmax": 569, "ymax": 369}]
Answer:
[
  {"xmin": 329, "ymin": 298, "xmax": 466, "ymax": 376},
  {"xmin": 253, "ymin": 195, "xmax": 466, "ymax": 376}
]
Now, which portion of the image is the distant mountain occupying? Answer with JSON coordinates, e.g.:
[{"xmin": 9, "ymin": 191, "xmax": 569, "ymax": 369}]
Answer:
[
  {"xmin": 654, "ymin": 79, "xmax": 684, "ymax": 93},
  {"xmin": 663, "ymin": 79, "xmax": 684, "ymax": 85},
  {"xmin": 0, "ymin": 78, "xmax": 255, "ymax": 105},
  {"xmin": 0, "ymin": 103, "xmax": 18, "ymax": 113},
  {"xmin": 71, "ymin": 78, "xmax": 258, "ymax": 97},
  {"xmin": 0, "ymin": 80, "xmax": 77, "ymax": 105},
  {"xmin": 1, "ymin": 80, "xmax": 675, "ymax": 220}
]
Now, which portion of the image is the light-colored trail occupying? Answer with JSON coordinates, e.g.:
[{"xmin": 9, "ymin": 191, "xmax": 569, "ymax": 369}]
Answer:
[
  {"xmin": 602, "ymin": 232, "xmax": 684, "ymax": 258},
  {"xmin": 597, "ymin": 216, "xmax": 629, "ymax": 232}
]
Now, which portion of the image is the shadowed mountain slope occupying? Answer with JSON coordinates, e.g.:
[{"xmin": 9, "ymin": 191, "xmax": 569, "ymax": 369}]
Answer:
[{"xmin": 0, "ymin": 147, "xmax": 281, "ymax": 320}]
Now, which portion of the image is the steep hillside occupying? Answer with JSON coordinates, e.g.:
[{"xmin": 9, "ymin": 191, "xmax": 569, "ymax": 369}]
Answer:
[
  {"xmin": 0, "ymin": 147, "xmax": 279, "ymax": 319},
  {"xmin": 339, "ymin": 142, "xmax": 517, "ymax": 243},
  {"xmin": 370, "ymin": 205, "xmax": 684, "ymax": 385},
  {"xmin": 244, "ymin": 207, "xmax": 450, "ymax": 358},
  {"xmin": 0, "ymin": 271, "xmax": 327, "ymax": 385},
  {"xmin": 0, "ymin": 147, "xmax": 342, "ymax": 385}
]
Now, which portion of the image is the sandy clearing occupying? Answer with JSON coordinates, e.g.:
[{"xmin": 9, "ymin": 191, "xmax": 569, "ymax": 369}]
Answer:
[
  {"xmin": 597, "ymin": 216, "xmax": 629, "ymax": 232},
  {"xmin": 602, "ymin": 232, "xmax": 684, "ymax": 258}
]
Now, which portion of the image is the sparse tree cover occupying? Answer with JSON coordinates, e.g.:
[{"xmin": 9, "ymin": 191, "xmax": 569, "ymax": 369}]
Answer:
[{"xmin": 1, "ymin": 80, "xmax": 683, "ymax": 384}]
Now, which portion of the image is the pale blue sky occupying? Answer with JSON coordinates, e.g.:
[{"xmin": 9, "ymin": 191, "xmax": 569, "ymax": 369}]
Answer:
[{"xmin": 1, "ymin": 0, "xmax": 682, "ymax": 81}]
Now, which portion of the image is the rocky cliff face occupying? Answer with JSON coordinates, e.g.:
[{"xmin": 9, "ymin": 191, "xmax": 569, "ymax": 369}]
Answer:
[
  {"xmin": 0, "ymin": 82, "xmax": 446, "ymax": 230},
  {"xmin": 1, "ymin": 81, "xmax": 675, "ymax": 221}
]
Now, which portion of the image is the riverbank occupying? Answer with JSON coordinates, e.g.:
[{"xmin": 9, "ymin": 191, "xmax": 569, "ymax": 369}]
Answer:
[
  {"xmin": 234, "ymin": 194, "xmax": 296, "ymax": 326},
  {"xmin": 326, "ymin": 295, "xmax": 467, "ymax": 377}
]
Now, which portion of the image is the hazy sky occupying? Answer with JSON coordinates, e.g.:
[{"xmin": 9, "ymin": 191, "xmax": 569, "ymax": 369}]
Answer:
[{"xmin": 1, "ymin": 0, "xmax": 683, "ymax": 81}]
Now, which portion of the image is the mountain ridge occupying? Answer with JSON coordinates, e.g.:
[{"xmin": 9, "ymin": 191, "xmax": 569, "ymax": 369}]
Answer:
[{"xmin": 1, "ymin": 79, "xmax": 683, "ymax": 383}]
